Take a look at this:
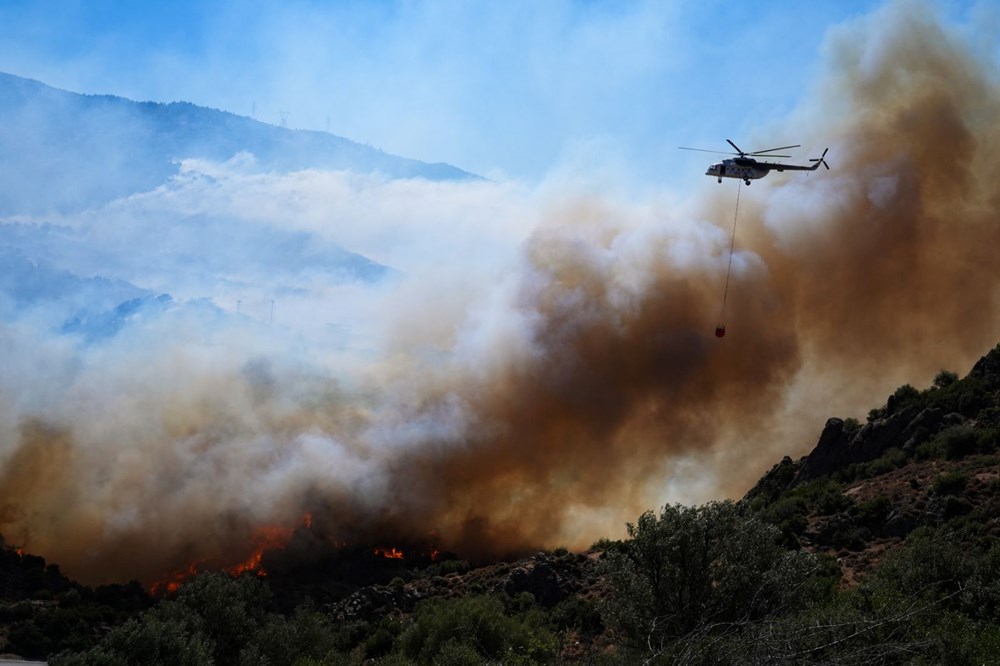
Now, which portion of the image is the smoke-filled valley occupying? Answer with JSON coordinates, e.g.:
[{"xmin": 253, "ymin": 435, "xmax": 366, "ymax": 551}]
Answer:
[{"xmin": 1, "ymin": 2, "xmax": 999, "ymax": 589}]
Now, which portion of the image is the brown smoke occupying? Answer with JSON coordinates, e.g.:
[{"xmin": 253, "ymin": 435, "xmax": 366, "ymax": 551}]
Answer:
[{"xmin": 1, "ymin": 1, "xmax": 998, "ymax": 583}]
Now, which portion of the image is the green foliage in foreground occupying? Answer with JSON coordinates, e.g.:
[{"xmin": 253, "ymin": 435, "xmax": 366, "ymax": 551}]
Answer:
[
  {"xmin": 597, "ymin": 503, "xmax": 1000, "ymax": 665},
  {"xmin": 396, "ymin": 595, "xmax": 558, "ymax": 665},
  {"xmin": 598, "ymin": 501, "xmax": 832, "ymax": 661},
  {"xmin": 50, "ymin": 573, "xmax": 343, "ymax": 666},
  {"xmin": 49, "ymin": 573, "xmax": 561, "ymax": 666}
]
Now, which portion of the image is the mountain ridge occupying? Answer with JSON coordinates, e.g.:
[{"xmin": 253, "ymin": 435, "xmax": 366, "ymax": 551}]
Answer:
[{"xmin": 0, "ymin": 71, "xmax": 479, "ymax": 216}]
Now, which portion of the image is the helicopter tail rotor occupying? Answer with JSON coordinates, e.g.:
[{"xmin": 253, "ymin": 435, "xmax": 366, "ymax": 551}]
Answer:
[{"xmin": 809, "ymin": 148, "xmax": 830, "ymax": 170}]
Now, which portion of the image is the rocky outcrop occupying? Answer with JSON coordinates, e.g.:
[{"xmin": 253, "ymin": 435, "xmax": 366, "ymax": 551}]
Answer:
[
  {"xmin": 743, "ymin": 456, "xmax": 800, "ymax": 505},
  {"xmin": 791, "ymin": 407, "xmax": 966, "ymax": 486},
  {"xmin": 969, "ymin": 344, "xmax": 1000, "ymax": 389}
]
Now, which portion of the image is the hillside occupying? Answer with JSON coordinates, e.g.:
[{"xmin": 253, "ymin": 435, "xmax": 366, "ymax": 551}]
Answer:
[
  {"xmin": 0, "ymin": 72, "xmax": 479, "ymax": 216},
  {"xmin": 746, "ymin": 343, "xmax": 1000, "ymax": 582},
  {"xmin": 3, "ymin": 343, "xmax": 998, "ymax": 663}
]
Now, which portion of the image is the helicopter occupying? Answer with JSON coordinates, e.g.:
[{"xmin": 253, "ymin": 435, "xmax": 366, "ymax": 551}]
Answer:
[{"xmin": 679, "ymin": 140, "xmax": 829, "ymax": 184}]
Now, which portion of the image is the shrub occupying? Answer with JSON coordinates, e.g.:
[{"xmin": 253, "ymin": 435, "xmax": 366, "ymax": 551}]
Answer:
[
  {"xmin": 420, "ymin": 559, "xmax": 471, "ymax": 577},
  {"xmin": 940, "ymin": 426, "xmax": 981, "ymax": 459},
  {"xmin": 886, "ymin": 384, "xmax": 921, "ymax": 415},
  {"xmin": 549, "ymin": 597, "xmax": 604, "ymax": 635},
  {"xmin": 396, "ymin": 595, "xmax": 557, "ymax": 665},
  {"xmin": 51, "ymin": 573, "xmax": 344, "ymax": 666},
  {"xmin": 933, "ymin": 370, "xmax": 959, "ymax": 389},
  {"xmin": 850, "ymin": 496, "xmax": 893, "ymax": 529},
  {"xmin": 600, "ymin": 501, "xmax": 821, "ymax": 652},
  {"xmin": 843, "ymin": 417, "xmax": 862, "ymax": 434},
  {"xmin": 859, "ymin": 448, "xmax": 907, "ymax": 478},
  {"xmin": 932, "ymin": 471, "xmax": 968, "ymax": 496},
  {"xmin": 760, "ymin": 495, "xmax": 808, "ymax": 545}
]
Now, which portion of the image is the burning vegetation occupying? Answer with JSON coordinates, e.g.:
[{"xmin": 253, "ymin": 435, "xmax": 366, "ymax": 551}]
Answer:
[{"xmin": 147, "ymin": 511, "xmax": 446, "ymax": 598}]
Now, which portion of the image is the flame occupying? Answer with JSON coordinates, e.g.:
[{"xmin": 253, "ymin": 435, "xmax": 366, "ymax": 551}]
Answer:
[
  {"xmin": 224, "ymin": 524, "xmax": 296, "ymax": 578},
  {"xmin": 373, "ymin": 545, "xmax": 441, "ymax": 561},
  {"xmin": 15, "ymin": 547, "xmax": 24, "ymax": 558},
  {"xmin": 149, "ymin": 514, "xmax": 310, "ymax": 595},
  {"xmin": 150, "ymin": 562, "xmax": 199, "ymax": 596}
]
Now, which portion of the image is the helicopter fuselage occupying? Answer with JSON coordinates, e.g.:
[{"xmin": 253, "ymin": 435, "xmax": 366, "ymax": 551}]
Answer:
[{"xmin": 706, "ymin": 157, "xmax": 779, "ymax": 184}]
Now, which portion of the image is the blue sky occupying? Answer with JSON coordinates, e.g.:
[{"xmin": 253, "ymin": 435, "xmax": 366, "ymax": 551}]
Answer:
[{"xmin": 0, "ymin": 0, "xmax": 985, "ymax": 184}]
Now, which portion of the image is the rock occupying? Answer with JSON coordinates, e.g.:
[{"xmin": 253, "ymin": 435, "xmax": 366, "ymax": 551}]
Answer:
[
  {"xmin": 793, "ymin": 418, "xmax": 850, "ymax": 484},
  {"xmin": 743, "ymin": 455, "xmax": 800, "ymax": 503},
  {"xmin": 794, "ymin": 407, "xmax": 931, "ymax": 485},
  {"xmin": 969, "ymin": 344, "xmax": 1000, "ymax": 390},
  {"xmin": 502, "ymin": 562, "xmax": 565, "ymax": 607},
  {"xmin": 883, "ymin": 510, "xmax": 919, "ymax": 539}
]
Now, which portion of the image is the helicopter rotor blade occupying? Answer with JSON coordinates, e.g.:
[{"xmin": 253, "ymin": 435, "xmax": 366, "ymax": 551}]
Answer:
[
  {"xmin": 726, "ymin": 139, "xmax": 745, "ymax": 155},
  {"xmin": 678, "ymin": 146, "xmax": 738, "ymax": 155},
  {"xmin": 751, "ymin": 144, "xmax": 801, "ymax": 155}
]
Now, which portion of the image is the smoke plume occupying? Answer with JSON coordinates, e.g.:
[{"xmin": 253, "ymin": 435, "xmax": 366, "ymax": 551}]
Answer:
[{"xmin": 1, "ymin": 1, "xmax": 998, "ymax": 584}]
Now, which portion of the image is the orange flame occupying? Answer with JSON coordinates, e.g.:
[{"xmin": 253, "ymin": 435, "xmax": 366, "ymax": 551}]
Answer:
[
  {"xmin": 224, "ymin": 523, "xmax": 297, "ymax": 578},
  {"xmin": 372, "ymin": 546, "xmax": 441, "ymax": 561},
  {"xmin": 150, "ymin": 562, "xmax": 199, "ymax": 596},
  {"xmin": 149, "ymin": 514, "xmax": 311, "ymax": 595},
  {"xmin": 374, "ymin": 546, "xmax": 405, "ymax": 559},
  {"xmin": 15, "ymin": 547, "xmax": 24, "ymax": 557}
]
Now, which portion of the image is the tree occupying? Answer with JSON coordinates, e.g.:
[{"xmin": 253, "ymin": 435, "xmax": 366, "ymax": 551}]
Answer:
[
  {"xmin": 599, "ymin": 501, "xmax": 823, "ymax": 660},
  {"xmin": 933, "ymin": 369, "xmax": 959, "ymax": 389}
]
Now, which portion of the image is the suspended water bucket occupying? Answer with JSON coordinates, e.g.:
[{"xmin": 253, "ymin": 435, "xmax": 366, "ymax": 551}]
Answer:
[{"xmin": 715, "ymin": 325, "xmax": 726, "ymax": 338}]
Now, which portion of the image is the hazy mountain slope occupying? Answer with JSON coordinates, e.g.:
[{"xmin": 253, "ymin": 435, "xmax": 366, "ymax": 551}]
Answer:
[
  {"xmin": 0, "ymin": 72, "xmax": 416, "ymax": 340},
  {"xmin": 0, "ymin": 71, "xmax": 478, "ymax": 216}
]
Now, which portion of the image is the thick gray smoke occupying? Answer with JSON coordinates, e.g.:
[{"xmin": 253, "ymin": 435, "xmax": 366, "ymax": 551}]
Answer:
[{"xmin": 1, "ymin": 1, "xmax": 998, "ymax": 584}]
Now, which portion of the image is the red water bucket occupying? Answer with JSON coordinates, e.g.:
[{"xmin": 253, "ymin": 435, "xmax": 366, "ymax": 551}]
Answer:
[{"xmin": 714, "ymin": 325, "xmax": 726, "ymax": 338}]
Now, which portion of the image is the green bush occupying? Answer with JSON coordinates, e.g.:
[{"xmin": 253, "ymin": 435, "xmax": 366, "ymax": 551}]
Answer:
[
  {"xmin": 760, "ymin": 494, "xmax": 808, "ymax": 545},
  {"xmin": 858, "ymin": 448, "xmax": 907, "ymax": 478},
  {"xmin": 887, "ymin": 384, "xmax": 921, "ymax": 415},
  {"xmin": 549, "ymin": 597, "xmax": 604, "ymax": 635},
  {"xmin": 420, "ymin": 559, "xmax": 471, "ymax": 577},
  {"xmin": 363, "ymin": 619, "xmax": 401, "ymax": 660},
  {"xmin": 850, "ymin": 496, "xmax": 893, "ymax": 529},
  {"xmin": 396, "ymin": 595, "xmax": 557, "ymax": 665},
  {"xmin": 932, "ymin": 471, "xmax": 969, "ymax": 496},
  {"xmin": 933, "ymin": 370, "xmax": 959, "ymax": 389},
  {"xmin": 941, "ymin": 426, "xmax": 981, "ymax": 459},
  {"xmin": 599, "ymin": 501, "xmax": 822, "ymax": 652}
]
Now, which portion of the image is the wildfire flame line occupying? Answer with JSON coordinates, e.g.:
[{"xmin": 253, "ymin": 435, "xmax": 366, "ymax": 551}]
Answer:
[
  {"xmin": 148, "ymin": 511, "xmax": 443, "ymax": 595},
  {"xmin": 149, "ymin": 515, "xmax": 308, "ymax": 595}
]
